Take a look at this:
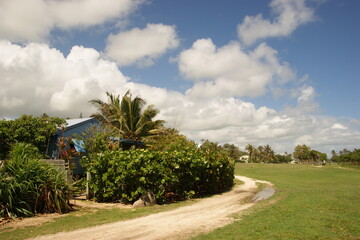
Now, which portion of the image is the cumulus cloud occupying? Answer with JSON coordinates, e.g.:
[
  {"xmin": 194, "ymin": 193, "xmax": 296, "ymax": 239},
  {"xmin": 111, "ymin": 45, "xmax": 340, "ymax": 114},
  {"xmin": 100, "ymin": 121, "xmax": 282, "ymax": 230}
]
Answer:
[
  {"xmin": 0, "ymin": 41, "xmax": 358, "ymax": 154},
  {"xmin": 283, "ymin": 84, "xmax": 319, "ymax": 115},
  {"xmin": 105, "ymin": 23, "xmax": 179, "ymax": 67},
  {"xmin": 237, "ymin": 0, "xmax": 315, "ymax": 45},
  {"xmin": 177, "ymin": 38, "xmax": 294, "ymax": 98},
  {"xmin": 0, "ymin": 0, "xmax": 143, "ymax": 42},
  {"xmin": 0, "ymin": 41, "xmax": 128, "ymax": 117}
]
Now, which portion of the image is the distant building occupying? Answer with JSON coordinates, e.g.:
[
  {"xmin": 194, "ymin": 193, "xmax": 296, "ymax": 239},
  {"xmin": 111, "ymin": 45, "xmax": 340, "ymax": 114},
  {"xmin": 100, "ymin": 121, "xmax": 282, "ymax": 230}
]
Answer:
[{"xmin": 239, "ymin": 155, "xmax": 249, "ymax": 163}]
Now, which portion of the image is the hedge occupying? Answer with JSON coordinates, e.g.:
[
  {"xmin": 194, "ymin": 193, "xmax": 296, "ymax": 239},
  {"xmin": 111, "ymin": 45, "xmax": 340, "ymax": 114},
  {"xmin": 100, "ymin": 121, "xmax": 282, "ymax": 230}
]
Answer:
[{"xmin": 85, "ymin": 147, "xmax": 235, "ymax": 203}]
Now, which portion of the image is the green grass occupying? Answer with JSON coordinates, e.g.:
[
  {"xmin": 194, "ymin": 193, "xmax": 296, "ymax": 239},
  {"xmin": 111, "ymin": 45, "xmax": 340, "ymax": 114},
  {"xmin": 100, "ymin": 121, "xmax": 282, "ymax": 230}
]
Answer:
[
  {"xmin": 0, "ymin": 199, "xmax": 197, "ymax": 240},
  {"xmin": 194, "ymin": 163, "xmax": 360, "ymax": 240},
  {"xmin": 3, "ymin": 164, "xmax": 360, "ymax": 240}
]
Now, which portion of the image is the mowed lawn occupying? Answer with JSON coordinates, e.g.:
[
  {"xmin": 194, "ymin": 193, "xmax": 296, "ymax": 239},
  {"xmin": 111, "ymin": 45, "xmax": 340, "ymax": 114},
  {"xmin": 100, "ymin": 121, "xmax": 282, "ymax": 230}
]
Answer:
[{"xmin": 194, "ymin": 163, "xmax": 360, "ymax": 240}]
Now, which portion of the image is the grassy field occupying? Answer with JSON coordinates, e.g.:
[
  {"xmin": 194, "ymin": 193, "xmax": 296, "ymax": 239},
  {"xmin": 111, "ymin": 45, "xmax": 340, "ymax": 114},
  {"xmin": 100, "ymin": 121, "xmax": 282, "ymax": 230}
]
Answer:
[
  {"xmin": 194, "ymin": 163, "xmax": 360, "ymax": 240},
  {"xmin": 2, "ymin": 164, "xmax": 359, "ymax": 240}
]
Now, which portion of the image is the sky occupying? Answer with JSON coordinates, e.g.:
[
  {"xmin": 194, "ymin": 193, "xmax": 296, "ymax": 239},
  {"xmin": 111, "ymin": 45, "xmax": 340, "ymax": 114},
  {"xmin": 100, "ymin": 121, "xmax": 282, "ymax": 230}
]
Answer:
[{"xmin": 0, "ymin": 0, "xmax": 359, "ymax": 154}]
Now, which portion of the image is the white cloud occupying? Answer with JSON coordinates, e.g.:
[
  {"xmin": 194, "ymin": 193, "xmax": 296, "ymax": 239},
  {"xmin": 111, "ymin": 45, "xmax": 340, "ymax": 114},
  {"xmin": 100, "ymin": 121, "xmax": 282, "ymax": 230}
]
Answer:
[
  {"xmin": 177, "ymin": 38, "xmax": 294, "ymax": 98},
  {"xmin": 0, "ymin": 0, "xmax": 143, "ymax": 42},
  {"xmin": 105, "ymin": 23, "xmax": 179, "ymax": 67},
  {"xmin": 0, "ymin": 41, "xmax": 128, "ymax": 117},
  {"xmin": 0, "ymin": 41, "xmax": 359, "ymax": 155},
  {"xmin": 331, "ymin": 123, "xmax": 347, "ymax": 130},
  {"xmin": 297, "ymin": 85, "xmax": 315, "ymax": 102},
  {"xmin": 237, "ymin": 0, "xmax": 315, "ymax": 45},
  {"xmin": 292, "ymin": 85, "xmax": 319, "ymax": 114}
]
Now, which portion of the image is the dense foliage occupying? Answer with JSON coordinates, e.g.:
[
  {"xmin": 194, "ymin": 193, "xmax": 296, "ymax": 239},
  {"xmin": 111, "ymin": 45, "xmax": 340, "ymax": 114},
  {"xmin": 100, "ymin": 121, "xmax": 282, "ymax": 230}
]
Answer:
[
  {"xmin": 83, "ymin": 147, "xmax": 234, "ymax": 204},
  {"xmin": 331, "ymin": 148, "xmax": 360, "ymax": 165},
  {"xmin": 0, "ymin": 143, "xmax": 71, "ymax": 219},
  {"xmin": 145, "ymin": 128, "xmax": 197, "ymax": 152},
  {"xmin": 245, "ymin": 144, "xmax": 292, "ymax": 163},
  {"xmin": 0, "ymin": 115, "xmax": 65, "ymax": 159},
  {"xmin": 199, "ymin": 140, "xmax": 247, "ymax": 163},
  {"xmin": 293, "ymin": 144, "xmax": 327, "ymax": 163}
]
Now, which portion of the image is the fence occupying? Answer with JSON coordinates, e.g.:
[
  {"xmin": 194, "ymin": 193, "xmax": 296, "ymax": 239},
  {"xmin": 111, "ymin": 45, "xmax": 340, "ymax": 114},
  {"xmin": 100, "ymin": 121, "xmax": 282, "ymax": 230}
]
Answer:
[
  {"xmin": 42, "ymin": 159, "xmax": 68, "ymax": 171},
  {"xmin": 42, "ymin": 159, "xmax": 72, "ymax": 183}
]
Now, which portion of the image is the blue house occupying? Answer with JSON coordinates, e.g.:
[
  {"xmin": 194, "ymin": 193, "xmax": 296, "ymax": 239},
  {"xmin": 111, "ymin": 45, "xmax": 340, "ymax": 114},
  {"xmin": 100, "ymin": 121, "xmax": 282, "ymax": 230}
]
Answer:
[
  {"xmin": 47, "ymin": 117, "xmax": 99, "ymax": 175},
  {"xmin": 47, "ymin": 117, "xmax": 144, "ymax": 175}
]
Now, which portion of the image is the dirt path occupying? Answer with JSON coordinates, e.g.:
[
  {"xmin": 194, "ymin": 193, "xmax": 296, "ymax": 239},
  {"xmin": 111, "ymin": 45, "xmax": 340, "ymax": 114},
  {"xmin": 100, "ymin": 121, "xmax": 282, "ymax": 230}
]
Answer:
[{"xmin": 31, "ymin": 176, "xmax": 274, "ymax": 240}]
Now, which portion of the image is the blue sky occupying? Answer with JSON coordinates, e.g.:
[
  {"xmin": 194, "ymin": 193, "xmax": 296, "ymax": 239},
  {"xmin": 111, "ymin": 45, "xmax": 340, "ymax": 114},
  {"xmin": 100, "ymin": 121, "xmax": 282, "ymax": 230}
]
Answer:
[
  {"xmin": 52, "ymin": 0, "xmax": 360, "ymax": 119},
  {"xmin": 0, "ymin": 0, "xmax": 359, "ymax": 154}
]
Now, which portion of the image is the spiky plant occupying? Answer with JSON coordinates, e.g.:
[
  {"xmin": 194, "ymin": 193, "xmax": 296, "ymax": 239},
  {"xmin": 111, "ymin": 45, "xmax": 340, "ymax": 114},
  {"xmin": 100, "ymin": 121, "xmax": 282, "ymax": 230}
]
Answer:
[{"xmin": 0, "ymin": 143, "xmax": 72, "ymax": 219}]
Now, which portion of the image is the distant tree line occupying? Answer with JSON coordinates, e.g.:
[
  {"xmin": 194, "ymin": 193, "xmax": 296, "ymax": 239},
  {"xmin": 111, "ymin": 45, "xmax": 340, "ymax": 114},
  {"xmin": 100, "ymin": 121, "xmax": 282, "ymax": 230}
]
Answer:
[
  {"xmin": 330, "ymin": 148, "xmax": 360, "ymax": 165},
  {"xmin": 292, "ymin": 144, "xmax": 327, "ymax": 164},
  {"xmin": 199, "ymin": 141, "xmax": 293, "ymax": 164},
  {"xmin": 245, "ymin": 144, "xmax": 292, "ymax": 163}
]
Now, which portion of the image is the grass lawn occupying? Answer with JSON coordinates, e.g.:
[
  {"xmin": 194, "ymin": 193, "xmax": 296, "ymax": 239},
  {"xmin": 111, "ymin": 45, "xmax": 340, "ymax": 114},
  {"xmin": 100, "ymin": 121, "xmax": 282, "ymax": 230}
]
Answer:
[{"xmin": 194, "ymin": 163, "xmax": 360, "ymax": 240}]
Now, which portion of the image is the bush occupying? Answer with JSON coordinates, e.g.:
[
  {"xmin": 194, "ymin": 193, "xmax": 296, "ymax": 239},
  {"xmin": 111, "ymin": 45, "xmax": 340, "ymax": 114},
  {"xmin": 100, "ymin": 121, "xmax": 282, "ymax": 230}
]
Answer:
[
  {"xmin": 0, "ymin": 143, "xmax": 72, "ymax": 219},
  {"xmin": 84, "ymin": 147, "xmax": 234, "ymax": 204},
  {"xmin": 0, "ymin": 115, "xmax": 65, "ymax": 159}
]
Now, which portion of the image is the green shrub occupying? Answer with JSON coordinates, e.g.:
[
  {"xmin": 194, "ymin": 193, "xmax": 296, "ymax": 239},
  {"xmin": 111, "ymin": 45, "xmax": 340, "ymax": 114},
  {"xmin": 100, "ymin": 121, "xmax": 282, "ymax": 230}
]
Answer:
[
  {"xmin": 0, "ymin": 143, "xmax": 72, "ymax": 219},
  {"xmin": 84, "ymin": 147, "xmax": 234, "ymax": 204},
  {"xmin": 0, "ymin": 115, "xmax": 65, "ymax": 159}
]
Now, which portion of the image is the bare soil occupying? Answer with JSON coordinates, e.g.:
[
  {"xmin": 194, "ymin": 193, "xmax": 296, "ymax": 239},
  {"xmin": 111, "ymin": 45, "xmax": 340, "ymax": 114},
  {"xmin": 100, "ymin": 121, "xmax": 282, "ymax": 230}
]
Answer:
[{"xmin": 29, "ymin": 176, "xmax": 274, "ymax": 240}]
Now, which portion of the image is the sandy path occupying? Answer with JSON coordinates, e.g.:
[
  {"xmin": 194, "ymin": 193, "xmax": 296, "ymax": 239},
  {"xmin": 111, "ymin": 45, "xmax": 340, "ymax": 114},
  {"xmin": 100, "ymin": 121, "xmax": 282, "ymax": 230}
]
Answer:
[{"xmin": 31, "ymin": 176, "xmax": 272, "ymax": 240}]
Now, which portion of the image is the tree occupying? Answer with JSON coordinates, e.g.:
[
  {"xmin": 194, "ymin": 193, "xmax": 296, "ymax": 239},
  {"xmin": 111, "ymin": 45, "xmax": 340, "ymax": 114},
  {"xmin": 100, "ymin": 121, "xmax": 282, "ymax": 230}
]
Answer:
[
  {"xmin": 222, "ymin": 143, "xmax": 245, "ymax": 162},
  {"xmin": 310, "ymin": 150, "xmax": 327, "ymax": 163},
  {"xmin": 293, "ymin": 144, "xmax": 312, "ymax": 163},
  {"xmin": 245, "ymin": 144, "xmax": 256, "ymax": 162},
  {"xmin": 274, "ymin": 153, "xmax": 292, "ymax": 163},
  {"xmin": 263, "ymin": 144, "xmax": 275, "ymax": 163},
  {"xmin": 90, "ymin": 91, "xmax": 164, "ymax": 141},
  {"xmin": 245, "ymin": 144, "xmax": 255, "ymax": 162},
  {"xmin": 0, "ymin": 115, "xmax": 65, "ymax": 159},
  {"xmin": 293, "ymin": 145, "xmax": 327, "ymax": 164},
  {"xmin": 335, "ymin": 148, "xmax": 360, "ymax": 165},
  {"xmin": 330, "ymin": 150, "xmax": 338, "ymax": 162},
  {"xmin": 200, "ymin": 139, "xmax": 223, "ymax": 152}
]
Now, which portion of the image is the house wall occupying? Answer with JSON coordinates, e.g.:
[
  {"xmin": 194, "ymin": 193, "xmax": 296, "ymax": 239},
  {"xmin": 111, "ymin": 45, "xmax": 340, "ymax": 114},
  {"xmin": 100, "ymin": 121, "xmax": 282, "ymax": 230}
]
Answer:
[{"xmin": 47, "ymin": 118, "xmax": 98, "ymax": 175}]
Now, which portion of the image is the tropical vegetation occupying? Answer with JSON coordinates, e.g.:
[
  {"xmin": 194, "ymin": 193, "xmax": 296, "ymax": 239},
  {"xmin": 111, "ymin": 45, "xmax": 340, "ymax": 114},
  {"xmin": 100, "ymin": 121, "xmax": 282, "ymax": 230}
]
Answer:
[
  {"xmin": 293, "ymin": 144, "xmax": 327, "ymax": 163},
  {"xmin": 0, "ymin": 115, "xmax": 65, "ymax": 159},
  {"xmin": 0, "ymin": 143, "xmax": 71, "ymax": 219},
  {"xmin": 245, "ymin": 144, "xmax": 292, "ymax": 163},
  {"xmin": 89, "ymin": 91, "xmax": 164, "ymax": 141},
  {"xmin": 82, "ymin": 146, "xmax": 235, "ymax": 204},
  {"xmin": 330, "ymin": 148, "xmax": 360, "ymax": 165}
]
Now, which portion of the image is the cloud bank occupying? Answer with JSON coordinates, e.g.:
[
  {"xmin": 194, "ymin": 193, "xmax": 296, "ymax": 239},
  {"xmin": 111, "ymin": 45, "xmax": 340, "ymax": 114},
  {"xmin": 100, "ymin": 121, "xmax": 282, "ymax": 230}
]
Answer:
[
  {"xmin": 0, "ymin": 0, "xmax": 144, "ymax": 42},
  {"xmin": 0, "ymin": 41, "xmax": 358, "ymax": 154},
  {"xmin": 0, "ymin": 0, "xmax": 358, "ymax": 154}
]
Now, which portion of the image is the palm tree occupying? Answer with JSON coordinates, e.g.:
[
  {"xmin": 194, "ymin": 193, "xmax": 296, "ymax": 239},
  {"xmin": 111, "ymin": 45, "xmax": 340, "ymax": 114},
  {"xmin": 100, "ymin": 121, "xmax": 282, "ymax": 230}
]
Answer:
[
  {"xmin": 89, "ymin": 92, "xmax": 121, "ymax": 130},
  {"xmin": 264, "ymin": 144, "xmax": 275, "ymax": 163},
  {"xmin": 245, "ymin": 144, "xmax": 255, "ymax": 162},
  {"xmin": 90, "ymin": 91, "xmax": 164, "ymax": 141}
]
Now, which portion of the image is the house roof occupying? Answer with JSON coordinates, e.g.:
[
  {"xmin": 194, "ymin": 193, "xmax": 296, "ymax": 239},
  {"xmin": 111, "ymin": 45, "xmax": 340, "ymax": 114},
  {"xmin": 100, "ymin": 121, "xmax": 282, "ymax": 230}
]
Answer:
[
  {"xmin": 55, "ymin": 117, "xmax": 98, "ymax": 134},
  {"xmin": 66, "ymin": 118, "xmax": 94, "ymax": 127}
]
